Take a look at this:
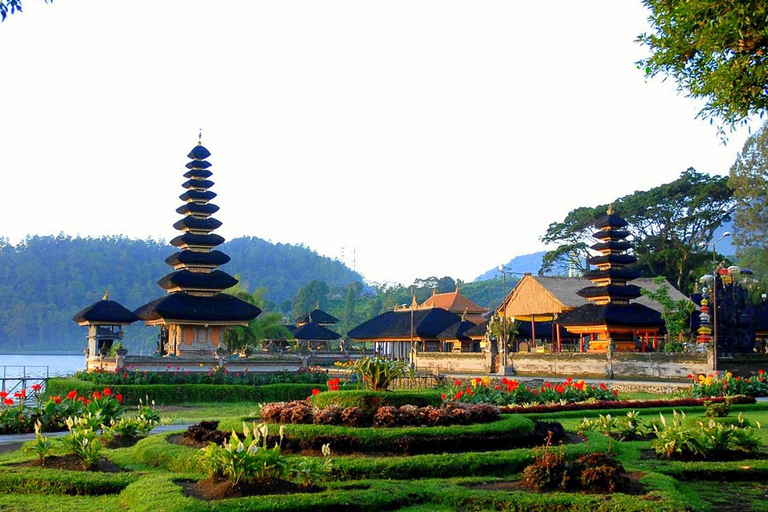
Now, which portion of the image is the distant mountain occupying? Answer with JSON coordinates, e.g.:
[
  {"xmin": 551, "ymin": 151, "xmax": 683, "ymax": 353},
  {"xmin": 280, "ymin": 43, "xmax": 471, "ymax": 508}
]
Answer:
[
  {"xmin": 0, "ymin": 235, "xmax": 362, "ymax": 352},
  {"xmin": 474, "ymin": 251, "xmax": 549, "ymax": 282}
]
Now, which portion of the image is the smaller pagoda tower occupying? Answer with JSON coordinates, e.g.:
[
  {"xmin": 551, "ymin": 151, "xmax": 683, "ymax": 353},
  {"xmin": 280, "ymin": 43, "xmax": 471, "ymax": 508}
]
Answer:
[
  {"xmin": 73, "ymin": 291, "xmax": 138, "ymax": 361},
  {"xmin": 558, "ymin": 207, "xmax": 664, "ymax": 352}
]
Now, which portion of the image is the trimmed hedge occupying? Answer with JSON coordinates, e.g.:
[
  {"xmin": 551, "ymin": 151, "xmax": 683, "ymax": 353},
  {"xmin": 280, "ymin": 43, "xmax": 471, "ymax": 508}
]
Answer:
[
  {"xmin": 0, "ymin": 466, "xmax": 137, "ymax": 495},
  {"xmin": 500, "ymin": 395, "xmax": 756, "ymax": 415},
  {"xmin": 46, "ymin": 378, "xmax": 326, "ymax": 405},
  {"xmin": 309, "ymin": 390, "xmax": 442, "ymax": 416},
  {"xmin": 225, "ymin": 414, "xmax": 536, "ymax": 455}
]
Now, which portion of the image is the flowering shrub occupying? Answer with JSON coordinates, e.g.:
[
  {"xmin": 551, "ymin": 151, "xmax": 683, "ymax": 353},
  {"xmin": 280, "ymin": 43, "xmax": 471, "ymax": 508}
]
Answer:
[
  {"xmin": 75, "ymin": 366, "xmax": 329, "ymax": 386},
  {"xmin": 352, "ymin": 357, "xmax": 410, "ymax": 391},
  {"xmin": 687, "ymin": 370, "xmax": 768, "ymax": 398},
  {"xmin": 444, "ymin": 376, "xmax": 620, "ymax": 406},
  {"xmin": 24, "ymin": 420, "xmax": 53, "ymax": 465},
  {"xmin": 59, "ymin": 416, "xmax": 103, "ymax": 469}
]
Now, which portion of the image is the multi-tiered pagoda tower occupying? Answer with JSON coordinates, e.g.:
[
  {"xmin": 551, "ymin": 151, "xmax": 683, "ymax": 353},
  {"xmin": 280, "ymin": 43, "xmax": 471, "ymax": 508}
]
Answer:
[
  {"xmin": 558, "ymin": 207, "xmax": 664, "ymax": 352},
  {"xmin": 134, "ymin": 140, "xmax": 261, "ymax": 357}
]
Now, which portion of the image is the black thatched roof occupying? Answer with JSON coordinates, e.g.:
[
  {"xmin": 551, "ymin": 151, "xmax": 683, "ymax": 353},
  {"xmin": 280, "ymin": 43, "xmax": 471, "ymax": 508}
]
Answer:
[
  {"xmin": 585, "ymin": 268, "xmax": 641, "ymax": 282},
  {"xmin": 465, "ymin": 321, "xmax": 488, "ymax": 336},
  {"xmin": 173, "ymin": 217, "xmax": 222, "ymax": 232},
  {"xmin": 592, "ymin": 229, "xmax": 630, "ymax": 241},
  {"xmin": 179, "ymin": 190, "xmax": 216, "ymax": 202},
  {"xmin": 292, "ymin": 322, "xmax": 341, "ymax": 341},
  {"xmin": 183, "ymin": 169, "xmax": 213, "ymax": 180},
  {"xmin": 517, "ymin": 321, "xmax": 580, "ymax": 339},
  {"xmin": 577, "ymin": 284, "xmax": 642, "ymax": 300},
  {"xmin": 165, "ymin": 250, "xmax": 231, "ymax": 268},
  {"xmin": 590, "ymin": 241, "xmax": 631, "ymax": 252},
  {"xmin": 176, "ymin": 203, "xmax": 220, "ymax": 216},
  {"xmin": 436, "ymin": 319, "xmax": 478, "ymax": 340},
  {"xmin": 188, "ymin": 144, "xmax": 211, "ymax": 160},
  {"xmin": 73, "ymin": 299, "xmax": 139, "ymax": 325},
  {"xmin": 134, "ymin": 292, "xmax": 260, "ymax": 323},
  {"xmin": 182, "ymin": 179, "xmax": 214, "ymax": 190},
  {"xmin": 348, "ymin": 308, "xmax": 461, "ymax": 340},
  {"xmin": 297, "ymin": 309, "xmax": 339, "ymax": 325},
  {"xmin": 170, "ymin": 233, "xmax": 225, "ymax": 248},
  {"xmin": 587, "ymin": 254, "xmax": 637, "ymax": 267},
  {"xmin": 594, "ymin": 212, "xmax": 628, "ymax": 229},
  {"xmin": 557, "ymin": 303, "xmax": 664, "ymax": 327},
  {"xmin": 185, "ymin": 160, "xmax": 212, "ymax": 170},
  {"xmin": 157, "ymin": 270, "xmax": 238, "ymax": 291}
]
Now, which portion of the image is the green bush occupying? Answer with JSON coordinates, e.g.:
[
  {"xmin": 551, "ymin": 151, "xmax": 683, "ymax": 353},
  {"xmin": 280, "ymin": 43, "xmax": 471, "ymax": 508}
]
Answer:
[
  {"xmin": 309, "ymin": 390, "xmax": 441, "ymax": 416},
  {"xmin": 46, "ymin": 379, "xmax": 325, "ymax": 405}
]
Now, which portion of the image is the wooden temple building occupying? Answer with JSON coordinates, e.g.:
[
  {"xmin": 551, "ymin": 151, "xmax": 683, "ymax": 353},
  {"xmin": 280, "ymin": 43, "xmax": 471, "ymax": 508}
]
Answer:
[
  {"xmin": 132, "ymin": 141, "xmax": 261, "ymax": 357},
  {"xmin": 500, "ymin": 209, "xmax": 670, "ymax": 353}
]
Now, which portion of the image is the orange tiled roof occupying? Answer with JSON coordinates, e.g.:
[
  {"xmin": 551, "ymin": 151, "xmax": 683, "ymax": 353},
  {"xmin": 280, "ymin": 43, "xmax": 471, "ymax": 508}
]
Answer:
[{"xmin": 419, "ymin": 288, "xmax": 487, "ymax": 315}]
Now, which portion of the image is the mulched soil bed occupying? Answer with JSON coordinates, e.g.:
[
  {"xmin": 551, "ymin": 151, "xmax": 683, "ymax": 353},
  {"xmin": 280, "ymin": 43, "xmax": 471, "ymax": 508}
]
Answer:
[
  {"xmin": 468, "ymin": 471, "xmax": 648, "ymax": 496},
  {"xmin": 176, "ymin": 476, "xmax": 321, "ymax": 500},
  {"xmin": 168, "ymin": 419, "xmax": 573, "ymax": 456},
  {"xmin": 102, "ymin": 435, "xmax": 141, "ymax": 449},
  {"xmin": 16, "ymin": 454, "xmax": 128, "ymax": 473}
]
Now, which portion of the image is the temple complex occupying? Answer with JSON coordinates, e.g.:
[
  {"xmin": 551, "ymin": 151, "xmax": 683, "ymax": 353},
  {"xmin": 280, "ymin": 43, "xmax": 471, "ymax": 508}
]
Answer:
[
  {"xmin": 557, "ymin": 208, "xmax": 664, "ymax": 352},
  {"xmin": 132, "ymin": 140, "xmax": 261, "ymax": 357}
]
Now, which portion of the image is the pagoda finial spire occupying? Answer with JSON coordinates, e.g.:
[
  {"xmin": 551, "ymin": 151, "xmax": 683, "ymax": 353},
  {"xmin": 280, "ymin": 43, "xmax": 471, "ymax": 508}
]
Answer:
[
  {"xmin": 102, "ymin": 289, "xmax": 109, "ymax": 301},
  {"xmin": 607, "ymin": 203, "xmax": 614, "ymax": 215},
  {"xmin": 198, "ymin": 128, "xmax": 203, "ymax": 146}
]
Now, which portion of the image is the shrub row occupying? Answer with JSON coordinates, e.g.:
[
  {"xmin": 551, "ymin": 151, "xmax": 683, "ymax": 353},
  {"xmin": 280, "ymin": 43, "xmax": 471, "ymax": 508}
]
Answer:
[
  {"xmin": 0, "ymin": 467, "xmax": 137, "ymax": 496},
  {"xmin": 500, "ymin": 395, "xmax": 756, "ymax": 415},
  {"xmin": 46, "ymin": 379, "xmax": 325, "ymax": 405},
  {"xmin": 261, "ymin": 401, "xmax": 500, "ymax": 428}
]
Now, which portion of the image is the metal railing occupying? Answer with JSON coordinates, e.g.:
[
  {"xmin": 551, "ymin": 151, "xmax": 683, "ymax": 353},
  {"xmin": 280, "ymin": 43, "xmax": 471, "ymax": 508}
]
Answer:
[{"xmin": 1, "ymin": 365, "xmax": 49, "ymax": 406}]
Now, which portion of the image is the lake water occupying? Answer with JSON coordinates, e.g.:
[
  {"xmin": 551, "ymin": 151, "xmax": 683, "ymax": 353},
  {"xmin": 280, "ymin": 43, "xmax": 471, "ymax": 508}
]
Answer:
[{"xmin": 0, "ymin": 354, "xmax": 84, "ymax": 378}]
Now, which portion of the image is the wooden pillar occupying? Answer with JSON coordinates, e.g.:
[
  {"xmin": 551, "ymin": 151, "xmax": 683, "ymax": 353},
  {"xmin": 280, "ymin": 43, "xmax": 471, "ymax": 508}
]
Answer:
[
  {"xmin": 641, "ymin": 331, "xmax": 646, "ymax": 352},
  {"xmin": 531, "ymin": 315, "xmax": 536, "ymax": 347},
  {"xmin": 579, "ymin": 334, "xmax": 584, "ymax": 353},
  {"xmin": 653, "ymin": 332, "xmax": 658, "ymax": 350},
  {"xmin": 556, "ymin": 323, "xmax": 562, "ymax": 352}
]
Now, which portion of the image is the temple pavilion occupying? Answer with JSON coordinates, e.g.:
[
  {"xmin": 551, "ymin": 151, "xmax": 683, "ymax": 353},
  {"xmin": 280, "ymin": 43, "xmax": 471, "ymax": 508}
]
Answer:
[
  {"xmin": 290, "ymin": 309, "xmax": 341, "ymax": 350},
  {"xmin": 133, "ymin": 141, "xmax": 261, "ymax": 356},
  {"xmin": 556, "ymin": 208, "xmax": 665, "ymax": 352},
  {"xmin": 73, "ymin": 291, "xmax": 138, "ymax": 361}
]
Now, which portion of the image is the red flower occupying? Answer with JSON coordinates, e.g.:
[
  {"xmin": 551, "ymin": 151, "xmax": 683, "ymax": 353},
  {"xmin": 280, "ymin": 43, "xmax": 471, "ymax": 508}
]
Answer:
[
  {"xmin": 0, "ymin": 391, "xmax": 6, "ymax": 399},
  {"xmin": 3, "ymin": 398, "xmax": 12, "ymax": 406},
  {"xmin": 31, "ymin": 383, "xmax": 42, "ymax": 392},
  {"xmin": 167, "ymin": 364, "xmax": 171, "ymax": 369},
  {"xmin": 554, "ymin": 384, "xmax": 565, "ymax": 394},
  {"xmin": 123, "ymin": 373, "xmax": 128, "ymax": 379},
  {"xmin": 311, "ymin": 388, "xmax": 321, "ymax": 396},
  {"xmin": 759, "ymin": 369, "xmax": 765, "ymax": 376},
  {"xmin": 544, "ymin": 382, "xmax": 551, "ymax": 388},
  {"xmin": 532, "ymin": 390, "xmax": 538, "ymax": 395},
  {"xmin": 723, "ymin": 384, "xmax": 728, "ymax": 390},
  {"xmin": 466, "ymin": 388, "xmax": 474, "ymax": 396},
  {"xmin": 53, "ymin": 396, "xmax": 62, "ymax": 404},
  {"xmin": 454, "ymin": 379, "xmax": 462, "ymax": 386},
  {"xmin": 176, "ymin": 366, "xmax": 180, "ymax": 371},
  {"xmin": 66, "ymin": 390, "xmax": 77, "ymax": 400},
  {"xmin": 687, "ymin": 374, "xmax": 693, "ymax": 379},
  {"xmin": 454, "ymin": 391, "xmax": 463, "ymax": 400},
  {"xmin": 92, "ymin": 391, "xmax": 102, "ymax": 400},
  {"xmin": 599, "ymin": 383, "xmax": 608, "ymax": 391},
  {"xmin": 441, "ymin": 393, "xmax": 447, "ymax": 400},
  {"xmin": 611, "ymin": 389, "xmax": 619, "ymax": 396},
  {"xmin": 114, "ymin": 367, "xmax": 120, "ymax": 373},
  {"xmin": 13, "ymin": 390, "xmax": 25, "ymax": 399},
  {"xmin": 496, "ymin": 385, "xmax": 501, "ymax": 390},
  {"xmin": 103, "ymin": 388, "xmax": 112, "ymax": 396},
  {"xmin": 501, "ymin": 377, "xmax": 508, "ymax": 384},
  {"xmin": 115, "ymin": 394, "xmax": 123, "ymax": 403}
]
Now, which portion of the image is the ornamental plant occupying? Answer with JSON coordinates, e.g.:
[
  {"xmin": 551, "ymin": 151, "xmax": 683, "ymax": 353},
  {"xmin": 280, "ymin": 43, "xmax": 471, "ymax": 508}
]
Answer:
[
  {"xmin": 577, "ymin": 410, "xmax": 649, "ymax": 450},
  {"xmin": 352, "ymin": 357, "xmax": 411, "ymax": 391},
  {"xmin": 688, "ymin": 370, "xmax": 768, "ymax": 398},
  {"xmin": 652, "ymin": 411, "xmax": 706, "ymax": 459},
  {"xmin": 59, "ymin": 416, "xmax": 103, "ymax": 469},
  {"xmin": 444, "ymin": 376, "xmax": 620, "ymax": 406},
  {"xmin": 24, "ymin": 420, "xmax": 53, "ymax": 465}
]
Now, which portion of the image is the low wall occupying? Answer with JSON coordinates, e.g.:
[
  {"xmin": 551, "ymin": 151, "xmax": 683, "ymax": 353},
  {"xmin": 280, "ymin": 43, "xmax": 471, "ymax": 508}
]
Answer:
[
  {"xmin": 415, "ymin": 353, "xmax": 490, "ymax": 374},
  {"xmin": 510, "ymin": 352, "xmax": 708, "ymax": 381},
  {"xmin": 718, "ymin": 355, "xmax": 768, "ymax": 376}
]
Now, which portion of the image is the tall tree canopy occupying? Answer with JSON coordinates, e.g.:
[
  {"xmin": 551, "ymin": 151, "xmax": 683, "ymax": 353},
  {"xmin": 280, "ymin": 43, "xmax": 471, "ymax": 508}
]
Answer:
[
  {"xmin": 729, "ymin": 120, "xmax": 768, "ymax": 247},
  {"xmin": 637, "ymin": 0, "xmax": 768, "ymax": 129},
  {"xmin": 540, "ymin": 169, "xmax": 735, "ymax": 292}
]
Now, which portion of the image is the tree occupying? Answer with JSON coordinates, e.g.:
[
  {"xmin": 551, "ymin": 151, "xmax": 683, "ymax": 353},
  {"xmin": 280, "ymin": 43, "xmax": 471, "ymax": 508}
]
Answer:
[
  {"xmin": 291, "ymin": 280, "xmax": 330, "ymax": 320},
  {"xmin": 637, "ymin": 0, "xmax": 768, "ymax": 130},
  {"xmin": 640, "ymin": 276, "xmax": 695, "ymax": 342},
  {"xmin": 1, "ymin": 0, "xmax": 50, "ymax": 21},
  {"xmin": 223, "ymin": 286, "xmax": 292, "ymax": 354},
  {"xmin": 729, "ymin": 120, "xmax": 768, "ymax": 248},
  {"xmin": 541, "ymin": 169, "xmax": 735, "ymax": 292}
]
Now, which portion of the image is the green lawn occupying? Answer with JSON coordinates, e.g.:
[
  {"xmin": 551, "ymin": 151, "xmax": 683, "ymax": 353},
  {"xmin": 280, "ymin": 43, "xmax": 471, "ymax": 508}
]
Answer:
[{"xmin": 4, "ymin": 397, "xmax": 768, "ymax": 511}]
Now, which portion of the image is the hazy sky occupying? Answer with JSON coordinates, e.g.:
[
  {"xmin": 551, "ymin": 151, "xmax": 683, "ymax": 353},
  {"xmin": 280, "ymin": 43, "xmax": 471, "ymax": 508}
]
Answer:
[{"xmin": 1, "ymin": 1, "xmax": 757, "ymax": 286}]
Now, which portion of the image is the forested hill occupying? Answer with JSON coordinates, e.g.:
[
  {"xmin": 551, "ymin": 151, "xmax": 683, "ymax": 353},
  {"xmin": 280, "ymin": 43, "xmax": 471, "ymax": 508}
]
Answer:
[{"xmin": 0, "ymin": 235, "xmax": 362, "ymax": 352}]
